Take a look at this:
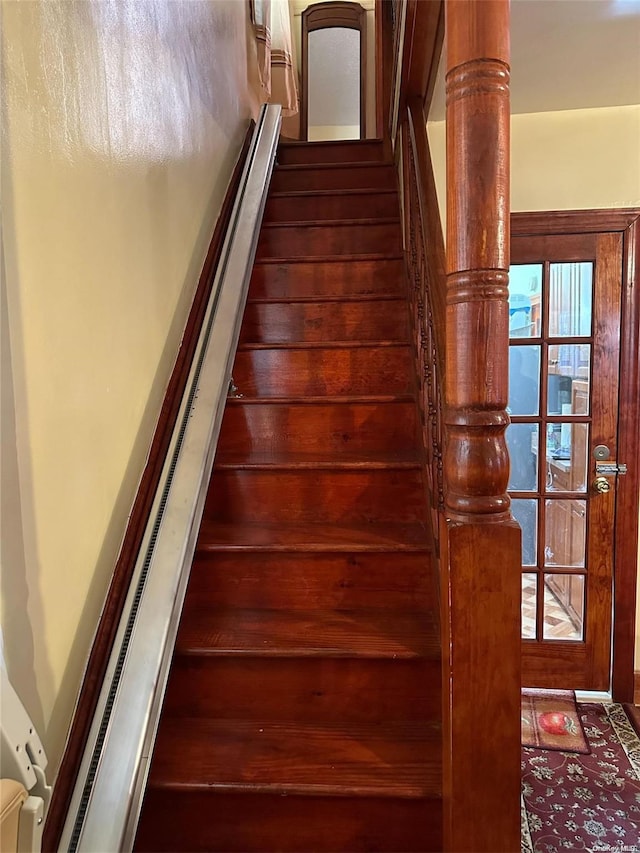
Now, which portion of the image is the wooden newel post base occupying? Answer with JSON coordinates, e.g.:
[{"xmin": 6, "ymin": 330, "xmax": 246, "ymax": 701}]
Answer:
[{"xmin": 442, "ymin": 1, "xmax": 522, "ymax": 849}]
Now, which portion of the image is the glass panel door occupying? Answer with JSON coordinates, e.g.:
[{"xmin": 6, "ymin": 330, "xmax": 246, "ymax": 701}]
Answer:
[{"xmin": 511, "ymin": 233, "xmax": 623, "ymax": 690}]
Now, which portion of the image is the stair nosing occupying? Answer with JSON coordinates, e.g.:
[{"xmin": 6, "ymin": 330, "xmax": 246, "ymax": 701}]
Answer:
[
  {"xmin": 275, "ymin": 162, "xmax": 394, "ymax": 172},
  {"xmin": 237, "ymin": 340, "xmax": 408, "ymax": 351},
  {"xmin": 261, "ymin": 218, "xmax": 400, "ymax": 229},
  {"xmin": 213, "ymin": 459, "xmax": 421, "ymax": 471},
  {"xmin": 226, "ymin": 394, "xmax": 416, "ymax": 405},
  {"xmin": 268, "ymin": 188, "xmax": 397, "ymax": 198},
  {"xmin": 148, "ymin": 779, "xmax": 437, "ymax": 800},
  {"xmin": 247, "ymin": 294, "xmax": 404, "ymax": 304}
]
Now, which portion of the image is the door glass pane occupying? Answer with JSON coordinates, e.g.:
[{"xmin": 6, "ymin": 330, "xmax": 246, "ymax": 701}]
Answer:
[
  {"xmin": 546, "ymin": 423, "xmax": 589, "ymax": 492},
  {"xmin": 543, "ymin": 574, "xmax": 585, "ymax": 641},
  {"xmin": 509, "ymin": 265, "xmax": 542, "ymax": 338},
  {"xmin": 547, "ymin": 344, "xmax": 591, "ymax": 406},
  {"xmin": 507, "ymin": 424, "xmax": 538, "ymax": 491},
  {"xmin": 512, "ymin": 499, "xmax": 537, "ymax": 566},
  {"xmin": 544, "ymin": 499, "xmax": 587, "ymax": 567},
  {"xmin": 521, "ymin": 573, "xmax": 537, "ymax": 639},
  {"xmin": 549, "ymin": 262, "xmax": 593, "ymax": 337},
  {"xmin": 509, "ymin": 346, "xmax": 540, "ymax": 414}
]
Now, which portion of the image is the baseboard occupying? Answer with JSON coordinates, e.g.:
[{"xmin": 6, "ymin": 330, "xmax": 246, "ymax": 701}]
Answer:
[
  {"xmin": 635, "ymin": 671, "xmax": 640, "ymax": 705},
  {"xmin": 42, "ymin": 121, "xmax": 255, "ymax": 852}
]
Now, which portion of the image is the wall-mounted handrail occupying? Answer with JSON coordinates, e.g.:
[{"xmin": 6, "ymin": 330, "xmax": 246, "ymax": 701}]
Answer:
[{"xmin": 57, "ymin": 104, "xmax": 282, "ymax": 853}]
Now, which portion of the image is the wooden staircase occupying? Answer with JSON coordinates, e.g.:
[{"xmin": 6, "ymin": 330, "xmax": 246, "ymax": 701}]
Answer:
[{"xmin": 134, "ymin": 139, "xmax": 443, "ymax": 852}]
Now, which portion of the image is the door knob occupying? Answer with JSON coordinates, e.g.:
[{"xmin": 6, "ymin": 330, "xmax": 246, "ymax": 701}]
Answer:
[{"xmin": 593, "ymin": 476, "xmax": 611, "ymax": 494}]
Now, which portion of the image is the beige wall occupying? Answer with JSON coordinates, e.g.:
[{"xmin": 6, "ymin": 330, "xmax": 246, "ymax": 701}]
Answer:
[
  {"xmin": 428, "ymin": 103, "xmax": 640, "ymax": 669},
  {"xmin": 427, "ymin": 104, "xmax": 640, "ymax": 223},
  {"xmin": 1, "ymin": 0, "xmax": 259, "ymax": 776}
]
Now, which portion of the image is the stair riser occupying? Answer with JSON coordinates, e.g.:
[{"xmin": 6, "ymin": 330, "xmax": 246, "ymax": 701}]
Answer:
[
  {"xmin": 217, "ymin": 401, "xmax": 418, "ymax": 457},
  {"xmin": 136, "ymin": 790, "xmax": 441, "ymax": 852},
  {"xmin": 163, "ymin": 658, "xmax": 440, "ymax": 722},
  {"xmin": 239, "ymin": 300, "xmax": 407, "ymax": 344},
  {"xmin": 186, "ymin": 552, "xmax": 434, "ymax": 610},
  {"xmin": 265, "ymin": 192, "xmax": 398, "ymax": 222},
  {"xmin": 257, "ymin": 223, "xmax": 402, "ymax": 259},
  {"xmin": 250, "ymin": 259, "xmax": 404, "ymax": 299},
  {"xmin": 271, "ymin": 165, "xmax": 396, "ymax": 193},
  {"xmin": 204, "ymin": 469, "xmax": 427, "ymax": 524},
  {"xmin": 232, "ymin": 346, "xmax": 413, "ymax": 397},
  {"xmin": 277, "ymin": 141, "xmax": 385, "ymax": 165}
]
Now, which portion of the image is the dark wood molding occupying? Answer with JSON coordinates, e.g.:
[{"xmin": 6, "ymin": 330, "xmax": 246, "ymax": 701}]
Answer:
[
  {"xmin": 612, "ymin": 213, "xmax": 640, "ymax": 702},
  {"xmin": 634, "ymin": 671, "xmax": 640, "ymax": 705},
  {"xmin": 42, "ymin": 122, "xmax": 255, "ymax": 852},
  {"xmin": 512, "ymin": 208, "xmax": 640, "ymax": 236},
  {"xmin": 510, "ymin": 208, "xmax": 640, "ymax": 704},
  {"xmin": 301, "ymin": 1, "xmax": 367, "ymax": 141}
]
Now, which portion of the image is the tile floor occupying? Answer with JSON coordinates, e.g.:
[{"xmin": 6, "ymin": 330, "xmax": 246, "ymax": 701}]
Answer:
[{"xmin": 521, "ymin": 574, "xmax": 582, "ymax": 640}]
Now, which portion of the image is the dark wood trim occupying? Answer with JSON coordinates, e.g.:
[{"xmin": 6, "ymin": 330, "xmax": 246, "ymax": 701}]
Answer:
[
  {"xmin": 510, "ymin": 208, "xmax": 640, "ymax": 703},
  {"xmin": 612, "ymin": 213, "xmax": 640, "ymax": 702},
  {"xmin": 42, "ymin": 122, "xmax": 255, "ymax": 852},
  {"xmin": 512, "ymin": 208, "xmax": 640, "ymax": 236},
  {"xmin": 634, "ymin": 671, "xmax": 640, "ymax": 705},
  {"xmin": 375, "ymin": 0, "xmax": 384, "ymax": 138},
  {"xmin": 301, "ymin": 1, "xmax": 367, "ymax": 141}
]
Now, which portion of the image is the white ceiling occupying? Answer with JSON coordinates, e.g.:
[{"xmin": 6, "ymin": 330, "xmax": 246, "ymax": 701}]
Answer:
[{"xmin": 429, "ymin": 0, "xmax": 640, "ymax": 121}]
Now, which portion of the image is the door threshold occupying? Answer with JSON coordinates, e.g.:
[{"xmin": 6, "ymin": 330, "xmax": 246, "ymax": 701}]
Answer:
[{"xmin": 575, "ymin": 690, "xmax": 612, "ymax": 703}]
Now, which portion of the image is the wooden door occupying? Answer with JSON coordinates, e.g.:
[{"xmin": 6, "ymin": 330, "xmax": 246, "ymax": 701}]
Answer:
[{"xmin": 509, "ymin": 230, "xmax": 623, "ymax": 690}]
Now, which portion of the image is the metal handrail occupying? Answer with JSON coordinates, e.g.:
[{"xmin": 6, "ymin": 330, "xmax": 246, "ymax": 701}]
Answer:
[{"xmin": 58, "ymin": 104, "xmax": 282, "ymax": 853}]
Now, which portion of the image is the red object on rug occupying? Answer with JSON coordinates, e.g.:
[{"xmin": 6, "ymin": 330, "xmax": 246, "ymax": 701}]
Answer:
[
  {"xmin": 522, "ymin": 702, "xmax": 640, "ymax": 853},
  {"xmin": 522, "ymin": 688, "xmax": 590, "ymax": 754}
]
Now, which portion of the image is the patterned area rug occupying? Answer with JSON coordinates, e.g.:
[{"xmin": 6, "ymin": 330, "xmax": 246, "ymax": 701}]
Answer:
[
  {"xmin": 521, "ymin": 703, "xmax": 640, "ymax": 852},
  {"xmin": 522, "ymin": 689, "xmax": 590, "ymax": 754}
]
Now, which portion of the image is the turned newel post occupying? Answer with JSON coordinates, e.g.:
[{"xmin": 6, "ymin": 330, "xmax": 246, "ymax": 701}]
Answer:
[
  {"xmin": 445, "ymin": 0, "xmax": 511, "ymax": 519},
  {"xmin": 442, "ymin": 1, "xmax": 521, "ymax": 850}
]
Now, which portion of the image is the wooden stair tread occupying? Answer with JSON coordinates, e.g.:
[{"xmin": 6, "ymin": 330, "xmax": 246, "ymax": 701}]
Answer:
[
  {"xmin": 197, "ymin": 521, "xmax": 431, "ymax": 552},
  {"xmin": 176, "ymin": 608, "xmax": 438, "ymax": 658},
  {"xmin": 214, "ymin": 450, "xmax": 420, "ymax": 469},
  {"xmin": 148, "ymin": 718, "xmax": 441, "ymax": 798}
]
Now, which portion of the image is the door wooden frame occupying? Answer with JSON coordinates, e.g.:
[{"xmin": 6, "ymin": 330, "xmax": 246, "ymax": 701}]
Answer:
[
  {"xmin": 512, "ymin": 208, "xmax": 640, "ymax": 702},
  {"xmin": 301, "ymin": 1, "xmax": 367, "ymax": 141}
]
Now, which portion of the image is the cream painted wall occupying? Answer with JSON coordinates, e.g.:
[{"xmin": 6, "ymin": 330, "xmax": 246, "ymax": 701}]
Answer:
[
  {"xmin": 290, "ymin": 0, "xmax": 376, "ymax": 139},
  {"xmin": 427, "ymin": 103, "xmax": 640, "ymax": 669},
  {"xmin": 1, "ymin": 0, "xmax": 260, "ymax": 776},
  {"xmin": 427, "ymin": 104, "xmax": 640, "ymax": 224}
]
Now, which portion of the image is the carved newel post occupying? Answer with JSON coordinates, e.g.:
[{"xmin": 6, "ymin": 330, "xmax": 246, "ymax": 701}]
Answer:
[{"xmin": 443, "ymin": 1, "xmax": 522, "ymax": 849}]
